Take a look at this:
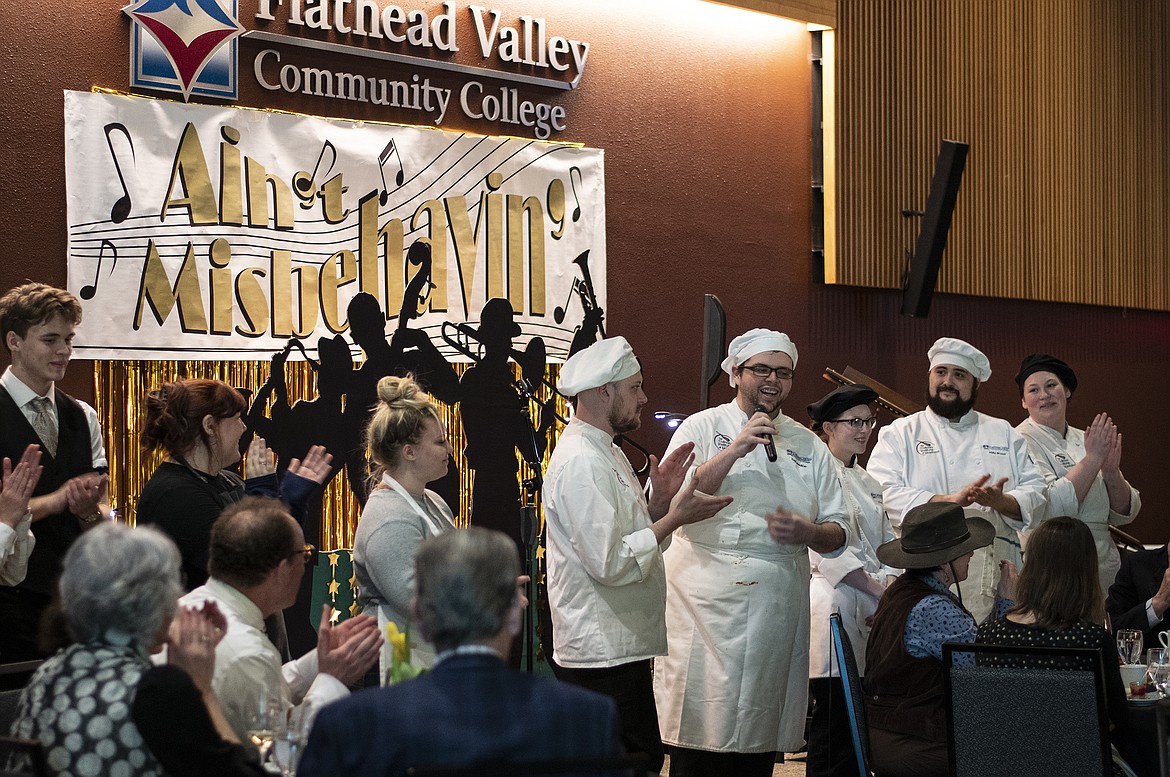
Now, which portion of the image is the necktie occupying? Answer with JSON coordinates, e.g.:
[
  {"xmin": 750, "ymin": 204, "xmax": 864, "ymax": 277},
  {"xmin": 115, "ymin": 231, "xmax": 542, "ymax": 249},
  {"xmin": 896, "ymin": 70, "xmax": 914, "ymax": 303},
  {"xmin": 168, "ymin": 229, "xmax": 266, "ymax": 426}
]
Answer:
[{"xmin": 28, "ymin": 396, "xmax": 58, "ymax": 457}]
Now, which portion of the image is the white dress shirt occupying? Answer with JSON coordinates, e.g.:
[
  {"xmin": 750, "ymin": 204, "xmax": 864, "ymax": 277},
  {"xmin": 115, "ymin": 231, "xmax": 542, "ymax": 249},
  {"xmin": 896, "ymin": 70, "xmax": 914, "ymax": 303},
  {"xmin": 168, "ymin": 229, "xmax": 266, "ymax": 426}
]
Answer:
[
  {"xmin": 180, "ymin": 578, "xmax": 348, "ymax": 739},
  {"xmin": 0, "ymin": 367, "xmax": 107, "ymax": 469}
]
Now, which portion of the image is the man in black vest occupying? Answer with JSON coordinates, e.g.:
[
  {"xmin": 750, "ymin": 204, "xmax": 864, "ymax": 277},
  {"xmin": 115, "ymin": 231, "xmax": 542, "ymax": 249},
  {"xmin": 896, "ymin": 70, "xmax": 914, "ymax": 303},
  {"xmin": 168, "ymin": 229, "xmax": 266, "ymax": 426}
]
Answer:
[{"xmin": 0, "ymin": 283, "xmax": 110, "ymax": 661}]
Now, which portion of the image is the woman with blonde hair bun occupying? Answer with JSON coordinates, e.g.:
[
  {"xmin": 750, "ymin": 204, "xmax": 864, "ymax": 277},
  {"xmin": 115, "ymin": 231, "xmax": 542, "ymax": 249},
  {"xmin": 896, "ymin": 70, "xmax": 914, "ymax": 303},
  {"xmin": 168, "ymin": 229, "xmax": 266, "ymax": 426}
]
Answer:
[{"xmin": 353, "ymin": 374, "xmax": 456, "ymax": 677}]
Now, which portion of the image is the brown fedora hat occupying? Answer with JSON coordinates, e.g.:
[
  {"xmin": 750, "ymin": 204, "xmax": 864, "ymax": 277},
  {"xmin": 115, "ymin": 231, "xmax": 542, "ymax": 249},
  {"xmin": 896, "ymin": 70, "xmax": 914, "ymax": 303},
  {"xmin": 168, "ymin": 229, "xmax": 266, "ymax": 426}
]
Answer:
[{"xmin": 877, "ymin": 502, "xmax": 995, "ymax": 570}]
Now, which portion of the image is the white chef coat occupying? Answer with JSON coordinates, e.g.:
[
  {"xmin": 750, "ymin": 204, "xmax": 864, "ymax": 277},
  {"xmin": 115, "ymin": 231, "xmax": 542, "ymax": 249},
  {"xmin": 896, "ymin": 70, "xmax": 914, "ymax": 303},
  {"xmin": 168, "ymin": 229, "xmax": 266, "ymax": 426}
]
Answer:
[
  {"xmin": 1016, "ymin": 417, "xmax": 1140, "ymax": 594},
  {"xmin": 544, "ymin": 418, "xmax": 668, "ymax": 668},
  {"xmin": 809, "ymin": 459, "xmax": 898, "ymax": 678},
  {"xmin": 867, "ymin": 408, "xmax": 1046, "ymax": 622},
  {"xmin": 653, "ymin": 402, "xmax": 850, "ymax": 754}
]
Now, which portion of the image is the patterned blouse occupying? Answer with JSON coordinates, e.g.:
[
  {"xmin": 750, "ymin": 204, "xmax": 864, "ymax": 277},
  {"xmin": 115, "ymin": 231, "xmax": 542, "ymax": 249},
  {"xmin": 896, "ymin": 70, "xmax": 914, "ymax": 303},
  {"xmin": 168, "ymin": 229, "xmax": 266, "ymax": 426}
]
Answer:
[
  {"xmin": 975, "ymin": 616, "xmax": 1128, "ymax": 731},
  {"xmin": 11, "ymin": 641, "xmax": 165, "ymax": 777}
]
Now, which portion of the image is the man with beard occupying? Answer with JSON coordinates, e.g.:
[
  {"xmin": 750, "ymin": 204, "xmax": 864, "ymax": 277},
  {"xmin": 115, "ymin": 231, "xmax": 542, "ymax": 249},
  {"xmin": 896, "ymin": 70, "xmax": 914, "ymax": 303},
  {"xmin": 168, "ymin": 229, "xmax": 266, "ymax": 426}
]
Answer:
[
  {"xmin": 543, "ymin": 336, "xmax": 731, "ymax": 774},
  {"xmin": 653, "ymin": 328, "xmax": 849, "ymax": 777},
  {"xmin": 867, "ymin": 337, "xmax": 1045, "ymax": 622}
]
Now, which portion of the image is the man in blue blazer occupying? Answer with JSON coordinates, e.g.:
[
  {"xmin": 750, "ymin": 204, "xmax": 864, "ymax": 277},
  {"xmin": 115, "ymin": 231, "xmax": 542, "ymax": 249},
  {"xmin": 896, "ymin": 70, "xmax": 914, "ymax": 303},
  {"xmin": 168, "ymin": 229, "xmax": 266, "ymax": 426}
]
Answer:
[{"xmin": 299, "ymin": 527, "xmax": 622, "ymax": 777}]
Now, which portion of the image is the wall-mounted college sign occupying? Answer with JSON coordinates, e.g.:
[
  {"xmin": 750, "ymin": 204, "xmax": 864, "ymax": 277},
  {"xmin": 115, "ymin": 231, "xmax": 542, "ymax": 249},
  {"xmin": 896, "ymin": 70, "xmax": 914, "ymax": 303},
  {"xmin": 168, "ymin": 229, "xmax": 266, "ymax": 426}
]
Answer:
[
  {"xmin": 123, "ymin": 1, "xmax": 589, "ymax": 138},
  {"xmin": 64, "ymin": 90, "xmax": 606, "ymax": 361},
  {"xmin": 124, "ymin": 0, "xmax": 247, "ymax": 100}
]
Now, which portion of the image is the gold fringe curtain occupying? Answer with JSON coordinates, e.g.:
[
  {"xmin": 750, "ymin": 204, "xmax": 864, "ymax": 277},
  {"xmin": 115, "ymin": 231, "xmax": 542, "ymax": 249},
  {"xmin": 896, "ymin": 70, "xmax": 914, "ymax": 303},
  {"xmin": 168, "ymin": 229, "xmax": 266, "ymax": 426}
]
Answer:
[
  {"xmin": 95, "ymin": 361, "xmax": 565, "ymax": 550},
  {"xmin": 828, "ymin": 0, "xmax": 1170, "ymax": 311}
]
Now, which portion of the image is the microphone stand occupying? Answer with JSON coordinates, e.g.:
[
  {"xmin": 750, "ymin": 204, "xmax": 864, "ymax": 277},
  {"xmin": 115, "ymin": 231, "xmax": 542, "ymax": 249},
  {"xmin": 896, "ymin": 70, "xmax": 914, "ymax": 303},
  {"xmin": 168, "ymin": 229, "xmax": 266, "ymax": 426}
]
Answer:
[{"xmin": 516, "ymin": 378, "xmax": 546, "ymax": 675}]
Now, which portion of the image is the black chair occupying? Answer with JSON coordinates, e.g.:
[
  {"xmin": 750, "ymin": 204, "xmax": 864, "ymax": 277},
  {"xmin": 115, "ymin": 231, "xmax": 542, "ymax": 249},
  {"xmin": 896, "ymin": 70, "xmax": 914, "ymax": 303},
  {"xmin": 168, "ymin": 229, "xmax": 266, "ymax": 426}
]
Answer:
[
  {"xmin": 0, "ymin": 735, "xmax": 48, "ymax": 777},
  {"xmin": 406, "ymin": 753, "xmax": 648, "ymax": 776},
  {"xmin": 1155, "ymin": 697, "xmax": 1170, "ymax": 777},
  {"xmin": 829, "ymin": 612, "xmax": 874, "ymax": 777},
  {"xmin": 942, "ymin": 642, "xmax": 1111, "ymax": 777}
]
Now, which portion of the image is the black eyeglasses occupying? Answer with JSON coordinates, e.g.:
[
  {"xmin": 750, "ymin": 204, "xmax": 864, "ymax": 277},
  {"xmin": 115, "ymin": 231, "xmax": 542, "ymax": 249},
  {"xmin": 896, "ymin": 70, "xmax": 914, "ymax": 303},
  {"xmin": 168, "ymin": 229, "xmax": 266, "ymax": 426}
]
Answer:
[
  {"xmin": 829, "ymin": 417, "xmax": 877, "ymax": 430},
  {"xmin": 740, "ymin": 364, "xmax": 795, "ymax": 380},
  {"xmin": 289, "ymin": 543, "xmax": 317, "ymax": 564}
]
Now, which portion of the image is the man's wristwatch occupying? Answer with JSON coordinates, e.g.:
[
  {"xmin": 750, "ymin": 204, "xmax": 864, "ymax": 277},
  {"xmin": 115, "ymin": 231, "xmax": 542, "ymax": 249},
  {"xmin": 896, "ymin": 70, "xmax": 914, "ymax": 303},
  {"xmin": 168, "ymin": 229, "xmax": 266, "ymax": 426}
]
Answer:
[{"xmin": 80, "ymin": 509, "xmax": 105, "ymax": 524}]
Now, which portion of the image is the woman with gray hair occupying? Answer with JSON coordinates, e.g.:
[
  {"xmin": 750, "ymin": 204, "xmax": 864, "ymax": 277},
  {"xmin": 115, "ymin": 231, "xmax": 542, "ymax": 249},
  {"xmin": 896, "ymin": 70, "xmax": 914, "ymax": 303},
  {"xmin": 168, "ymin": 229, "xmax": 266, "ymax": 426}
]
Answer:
[{"xmin": 11, "ymin": 522, "xmax": 264, "ymax": 777}]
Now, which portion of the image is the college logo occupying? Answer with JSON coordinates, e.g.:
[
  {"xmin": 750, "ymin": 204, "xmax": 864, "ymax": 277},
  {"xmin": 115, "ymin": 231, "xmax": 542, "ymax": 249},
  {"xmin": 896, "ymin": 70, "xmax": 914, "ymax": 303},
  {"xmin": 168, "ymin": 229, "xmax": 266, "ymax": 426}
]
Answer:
[
  {"xmin": 981, "ymin": 444, "xmax": 1008, "ymax": 456},
  {"xmin": 714, "ymin": 433, "xmax": 732, "ymax": 451},
  {"xmin": 124, "ymin": 0, "xmax": 245, "ymax": 101},
  {"xmin": 785, "ymin": 449, "xmax": 811, "ymax": 468},
  {"xmin": 914, "ymin": 440, "xmax": 938, "ymax": 455},
  {"xmin": 1054, "ymin": 453, "xmax": 1074, "ymax": 468}
]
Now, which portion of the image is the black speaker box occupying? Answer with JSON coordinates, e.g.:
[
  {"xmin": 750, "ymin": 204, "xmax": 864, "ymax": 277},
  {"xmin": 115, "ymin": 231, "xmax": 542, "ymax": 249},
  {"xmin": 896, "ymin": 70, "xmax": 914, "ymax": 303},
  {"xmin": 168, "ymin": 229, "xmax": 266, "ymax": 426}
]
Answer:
[{"xmin": 901, "ymin": 140, "xmax": 969, "ymax": 317}]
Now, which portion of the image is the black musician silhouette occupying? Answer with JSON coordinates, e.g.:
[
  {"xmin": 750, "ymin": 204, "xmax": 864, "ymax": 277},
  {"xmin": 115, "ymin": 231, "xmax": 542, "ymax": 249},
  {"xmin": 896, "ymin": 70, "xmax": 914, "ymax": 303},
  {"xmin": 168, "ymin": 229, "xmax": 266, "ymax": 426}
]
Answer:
[
  {"xmin": 458, "ymin": 299, "xmax": 547, "ymax": 552},
  {"xmin": 343, "ymin": 241, "xmax": 462, "ymax": 511},
  {"xmin": 244, "ymin": 333, "xmax": 359, "ymax": 657}
]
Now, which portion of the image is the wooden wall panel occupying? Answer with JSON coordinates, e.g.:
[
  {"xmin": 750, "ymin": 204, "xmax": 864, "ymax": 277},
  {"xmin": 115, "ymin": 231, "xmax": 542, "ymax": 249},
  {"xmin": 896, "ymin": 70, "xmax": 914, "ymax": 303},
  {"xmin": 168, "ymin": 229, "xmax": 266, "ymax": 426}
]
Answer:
[{"xmin": 830, "ymin": 0, "xmax": 1170, "ymax": 311}]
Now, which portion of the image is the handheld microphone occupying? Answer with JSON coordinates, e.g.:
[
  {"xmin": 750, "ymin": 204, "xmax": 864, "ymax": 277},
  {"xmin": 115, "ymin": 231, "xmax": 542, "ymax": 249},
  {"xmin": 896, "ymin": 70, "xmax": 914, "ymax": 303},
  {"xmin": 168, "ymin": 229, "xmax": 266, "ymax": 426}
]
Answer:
[{"xmin": 754, "ymin": 405, "xmax": 778, "ymax": 462}]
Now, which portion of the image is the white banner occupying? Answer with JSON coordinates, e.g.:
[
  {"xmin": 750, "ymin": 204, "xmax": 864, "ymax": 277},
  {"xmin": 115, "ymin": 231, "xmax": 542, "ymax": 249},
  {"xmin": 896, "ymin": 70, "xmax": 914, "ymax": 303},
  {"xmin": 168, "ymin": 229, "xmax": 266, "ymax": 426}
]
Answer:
[{"xmin": 64, "ymin": 90, "xmax": 605, "ymax": 361}]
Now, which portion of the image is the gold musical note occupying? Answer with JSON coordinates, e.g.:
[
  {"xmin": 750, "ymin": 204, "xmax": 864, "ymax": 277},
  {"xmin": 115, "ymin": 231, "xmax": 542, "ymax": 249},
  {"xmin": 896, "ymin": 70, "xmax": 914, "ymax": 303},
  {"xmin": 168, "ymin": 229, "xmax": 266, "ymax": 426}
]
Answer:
[
  {"xmin": 104, "ymin": 124, "xmax": 134, "ymax": 224},
  {"xmin": 80, "ymin": 240, "xmax": 117, "ymax": 301},
  {"xmin": 547, "ymin": 178, "xmax": 566, "ymax": 239},
  {"xmin": 292, "ymin": 140, "xmax": 337, "ymax": 207},
  {"xmin": 569, "ymin": 166, "xmax": 583, "ymax": 222},
  {"xmin": 378, "ymin": 139, "xmax": 405, "ymax": 206}
]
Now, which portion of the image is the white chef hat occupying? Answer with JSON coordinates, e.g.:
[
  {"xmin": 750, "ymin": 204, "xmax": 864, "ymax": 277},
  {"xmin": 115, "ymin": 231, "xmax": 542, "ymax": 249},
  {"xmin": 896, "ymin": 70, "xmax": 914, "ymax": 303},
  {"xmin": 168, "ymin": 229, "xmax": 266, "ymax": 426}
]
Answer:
[
  {"xmin": 720, "ymin": 328, "xmax": 799, "ymax": 387},
  {"xmin": 557, "ymin": 336, "xmax": 641, "ymax": 397},
  {"xmin": 927, "ymin": 337, "xmax": 992, "ymax": 382}
]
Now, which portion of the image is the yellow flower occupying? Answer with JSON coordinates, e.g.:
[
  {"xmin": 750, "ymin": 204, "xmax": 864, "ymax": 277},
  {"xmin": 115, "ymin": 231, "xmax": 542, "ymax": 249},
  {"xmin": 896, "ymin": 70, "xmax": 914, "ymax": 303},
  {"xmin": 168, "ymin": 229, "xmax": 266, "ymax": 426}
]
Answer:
[
  {"xmin": 386, "ymin": 622, "xmax": 409, "ymax": 663},
  {"xmin": 384, "ymin": 620, "xmax": 423, "ymax": 685}
]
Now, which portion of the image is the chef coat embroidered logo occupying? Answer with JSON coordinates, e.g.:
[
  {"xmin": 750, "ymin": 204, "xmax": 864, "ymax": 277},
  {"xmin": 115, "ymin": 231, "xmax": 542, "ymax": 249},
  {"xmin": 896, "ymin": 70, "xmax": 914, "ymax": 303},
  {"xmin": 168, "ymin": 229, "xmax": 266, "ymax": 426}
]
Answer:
[
  {"xmin": 611, "ymin": 467, "xmax": 629, "ymax": 488},
  {"xmin": 714, "ymin": 433, "xmax": 732, "ymax": 450},
  {"xmin": 914, "ymin": 440, "xmax": 938, "ymax": 455},
  {"xmin": 785, "ymin": 449, "xmax": 810, "ymax": 467},
  {"xmin": 1055, "ymin": 453, "xmax": 1074, "ymax": 468},
  {"xmin": 981, "ymin": 444, "xmax": 1008, "ymax": 456}
]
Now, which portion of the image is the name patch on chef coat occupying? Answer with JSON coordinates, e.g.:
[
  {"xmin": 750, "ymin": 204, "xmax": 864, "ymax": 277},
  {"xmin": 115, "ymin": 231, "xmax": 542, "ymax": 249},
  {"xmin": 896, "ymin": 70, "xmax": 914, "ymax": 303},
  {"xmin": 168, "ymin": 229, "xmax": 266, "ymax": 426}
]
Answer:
[
  {"xmin": 915, "ymin": 440, "xmax": 938, "ymax": 455},
  {"xmin": 610, "ymin": 467, "xmax": 630, "ymax": 488},
  {"xmin": 714, "ymin": 433, "xmax": 733, "ymax": 450},
  {"xmin": 786, "ymin": 449, "xmax": 811, "ymax": 467},
  {"xmin": 982, "ymin": 444, "xmax": 1009, "ymax": 456},
  {"xmin": 1055, "ymin": 453, "xmax": 1074, "ymax": 468}
]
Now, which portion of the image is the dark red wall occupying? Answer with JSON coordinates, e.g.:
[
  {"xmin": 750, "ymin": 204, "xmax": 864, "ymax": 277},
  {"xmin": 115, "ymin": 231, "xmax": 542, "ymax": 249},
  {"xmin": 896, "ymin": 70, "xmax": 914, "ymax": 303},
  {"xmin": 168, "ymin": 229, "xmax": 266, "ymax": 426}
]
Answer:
[{"xmin": 2, "ymin": 1, "xmax": 1167, "ymax": 539}]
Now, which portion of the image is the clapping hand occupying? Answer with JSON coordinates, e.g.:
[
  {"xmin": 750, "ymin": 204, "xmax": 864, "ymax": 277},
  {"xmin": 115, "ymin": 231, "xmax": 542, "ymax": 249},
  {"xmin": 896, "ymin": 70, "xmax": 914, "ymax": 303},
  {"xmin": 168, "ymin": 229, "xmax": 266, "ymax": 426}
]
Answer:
[
  {"xmin": 647, "ymin": 442, "xmax": 696, "ymax": 518},
  {"xmin": 0, "ymin": 444, "xmax": 42, "ymax": 528},
  {"xmin": 287, "ymin": 445, "xmax": 333, "ymax": 485},
  {"xmin": 317, "ymin": 608, "xmax": 381, "ymax": 686},
  {"xmin": 166, "ymin": 601, "xmax": 228, "ymax": 694},
  {"xmin": 246, "ymin": 436, "xmax": 277, "ymax": 477}
]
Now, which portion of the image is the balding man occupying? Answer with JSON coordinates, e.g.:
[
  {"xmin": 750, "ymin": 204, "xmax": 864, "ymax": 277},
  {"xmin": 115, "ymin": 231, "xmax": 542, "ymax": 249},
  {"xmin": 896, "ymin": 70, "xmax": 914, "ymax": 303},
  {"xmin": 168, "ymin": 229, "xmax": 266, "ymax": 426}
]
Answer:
[
  {"xmin": 543, "ymin": 336, "xmax": 730, "ymax": 774},
  {"xmin": 180, "ymin": 496, "xmax": 381, "ymax": 738},
  {"xmin": 867, "ymin": 337, "xmax": 1046, "ymax": 621}
]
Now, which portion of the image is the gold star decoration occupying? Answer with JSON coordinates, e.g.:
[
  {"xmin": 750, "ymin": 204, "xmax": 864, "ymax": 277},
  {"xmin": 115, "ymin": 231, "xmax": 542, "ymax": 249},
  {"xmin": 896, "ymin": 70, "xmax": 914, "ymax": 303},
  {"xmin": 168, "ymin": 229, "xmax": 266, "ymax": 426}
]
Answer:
[
  {"xmin": 328, "ymin": 553, "xmax": 340, "ymax": 569},
  {"xmin": 328, "ymin": 579, "xmax": 341, "ymax": 597},
  {"xmin": 348, "ymin": 601, "xmax": 362, "ymax": 618},
  {"xmin": 535, "ymin": 545, "xmax": 545, "ymax": 560}
]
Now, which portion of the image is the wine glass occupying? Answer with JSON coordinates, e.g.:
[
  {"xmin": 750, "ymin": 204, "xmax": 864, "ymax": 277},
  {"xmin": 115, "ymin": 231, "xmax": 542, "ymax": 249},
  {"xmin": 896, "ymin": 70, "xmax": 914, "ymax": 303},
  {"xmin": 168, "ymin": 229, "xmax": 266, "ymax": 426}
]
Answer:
[
  {"xmin": 1141, "ymin": 650, "xmax": 1170, "ymax": 697},
  {"xmin": 272, "ymin": 703, "xmax": 309, "ymax": 777},
  {"xmin": 246, "ymin": 688, "xmax": 281, "ymax": 765},
  {"xmin": 271, "ymin": 726, "xmax": 302, "ymax": 777},
  {"xmin": 1117, "ymin": 629, "xmax": 1143, "ymax": 665}
]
